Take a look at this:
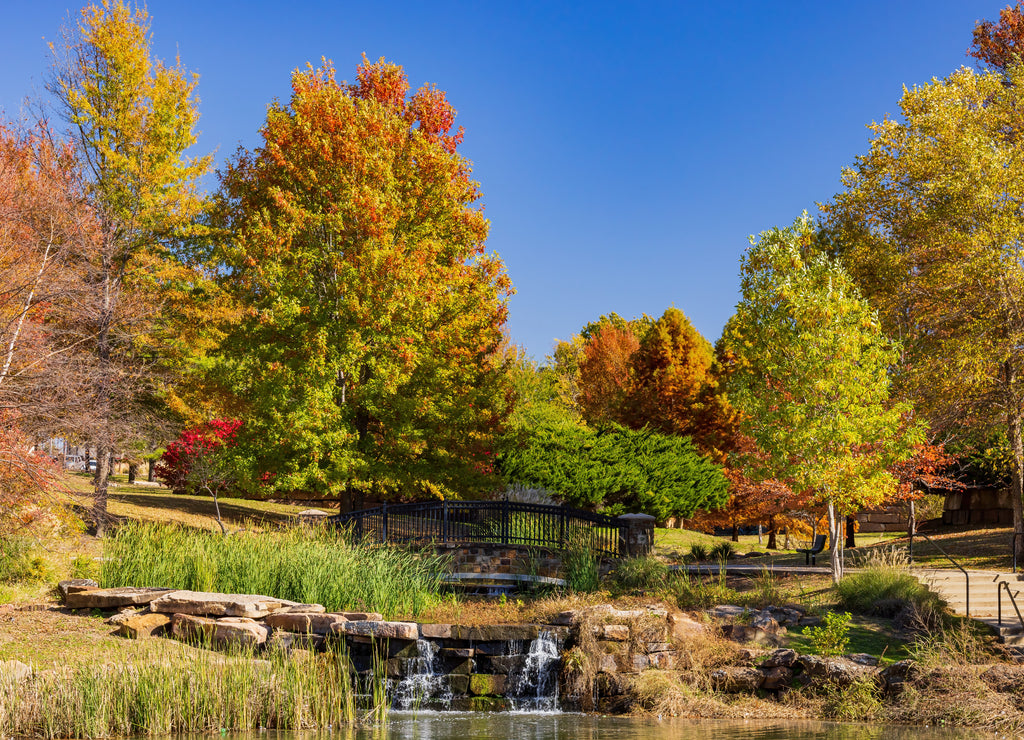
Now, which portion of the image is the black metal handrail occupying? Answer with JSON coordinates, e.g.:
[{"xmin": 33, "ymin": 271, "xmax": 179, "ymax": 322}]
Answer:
[
  {"xmin": 998, "ymin": 580, "xmax": 1024, "ymax": 629},
  {"xmin": 1012, "ymin": 532, "xmax": 1024, "ymax": 573},
  {"xmin": 327, "ymin": 500, "xmax": 627, "ymax": 557},
  {"xmin": 909, "ymin": 529, "xmax": 970, "ymax": 617}
]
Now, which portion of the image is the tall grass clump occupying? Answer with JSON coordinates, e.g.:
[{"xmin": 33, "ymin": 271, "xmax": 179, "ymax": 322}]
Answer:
[
  {"xmin": 835, "ymin": 556, "xmax": 945, "ymax": 620},
  {"xmin": 0, "ymin": 644, "xmax": 368, "ymax": 738},
  {"xmin": 101, "ymin": 521, "xmax": 446, "ymax": 618},
  {"xmin": 562, "ymin": 531, "xmax": 601, "ymax": 593},
  {"xmin": 610, "ymin": 556, "xmax": 668, "ymax": 595}
]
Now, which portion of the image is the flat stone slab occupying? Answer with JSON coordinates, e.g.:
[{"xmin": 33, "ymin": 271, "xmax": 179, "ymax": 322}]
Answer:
[
  {"xmin": 64, "ymin": 587, "xmax": 172, "ymax": 610},
  {"xmin": 171, "ymin": 613, "xmax": 270, "ymax": 647},
  {"xmin": 265, "ymin": 612, "xmax": 346, "ymax": 634},
  {"xmin": 330, "ymin": 619, "xmax": 418, "ymax": 641},
  {"xmin": 151, "ymin": 590, "xmax": 296, "ymax": 618},
  {"xmin": 276, "ymin": 604, "xmax": 326, "ymax": 614},
  {"xmin": 339, "ymin": 612, "xmax": 382, "ymax": 621},
  {"xmin": 450, "ymin": 624, "xmax": 543, "ymax": 642},
  {"xmin": 118, "ymin": 612, "xmax": 171, "ymax": 639},
  {"xmin": 58, "ymin": 579, "xmax": 99, "ymax": 600}
]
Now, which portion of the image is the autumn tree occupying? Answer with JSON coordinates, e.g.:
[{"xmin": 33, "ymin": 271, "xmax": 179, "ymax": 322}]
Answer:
[
  {"xmin": 724, "ymin": 216, "xmax": 919, "ymax": 581},
  {"xmin": 577, "ymin": 322, "xmax": 639, "ymax": 425},
  {"xmin": 46, "ymin": 1, "xmax": 211, "ymax": 533},
  {"xmin": 822, "ymin": 63, "xmax": 1024, "ymax": 562},
  {"xmin": 215, "ymin": 58, "xmax": 512, "ymax": 505},
  {"xmin": 971, "ymin": 3, "xmax": 1024, "ymax": 71}
]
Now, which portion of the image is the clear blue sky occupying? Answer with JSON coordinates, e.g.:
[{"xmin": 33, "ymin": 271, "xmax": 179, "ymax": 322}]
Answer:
[{"xmin": 0, "ymin": 1, "xmax": 1002, "ymax": 360}]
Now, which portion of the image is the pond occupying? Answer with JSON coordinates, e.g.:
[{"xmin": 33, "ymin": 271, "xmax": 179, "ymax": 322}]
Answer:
[{"xmin": 276, "ymin": 713, "xmax": 997, "ymax": 740}]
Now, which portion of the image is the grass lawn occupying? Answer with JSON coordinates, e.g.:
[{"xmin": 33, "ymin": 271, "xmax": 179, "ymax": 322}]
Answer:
[{"xmin": 785, "ymin": 615, "xmax": 913, "ymax": 663}]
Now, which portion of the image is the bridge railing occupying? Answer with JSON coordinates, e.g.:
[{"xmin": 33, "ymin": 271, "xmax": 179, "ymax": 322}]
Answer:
[{"xmin": 327, "ymin": 500, "xmax": 631, "ymax": 558}]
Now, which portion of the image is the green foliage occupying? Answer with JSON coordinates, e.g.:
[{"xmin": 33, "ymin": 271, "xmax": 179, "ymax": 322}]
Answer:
[
  {"xmin": 101, "ymin": 521, "xmax": 445, "ymax": 618},
  {"xmin": 562, "ymin": 533, "xmax": 601, "ymax": 593},
  {"xmin": 821, "ymin": 677, "xmax": 882, "ymax": 721},
  {"xmin": 611, "ymin": 556, "xmax": 668, "ymax": 594},
  {"xmin": 805, "ymin": 610, "xmax": 852, "ymax": 656},
  {"xmin": 709, "ymin": 541, "xmax": 735, "ymax": 561},
  {"xmin": 687, "ymin": 544, "xmax": 710, "ymax": 562},
  {"xmin": 669, "ymin": 569, "xmax": 737, "ymax": 610},
  {"xmin": 0, "ymin": 537, "xmax": 51, "ymax": 584},
  {"xmin": 69, "ymin": 555, "xmax": 99, "ymax": 582},
  {"xmin": 836, "ymin": 565, "xmax": 945, "ymax": 619},
  {"xmin": 499, "ymin": 421, "xmax": 728, "ymax": 520}
]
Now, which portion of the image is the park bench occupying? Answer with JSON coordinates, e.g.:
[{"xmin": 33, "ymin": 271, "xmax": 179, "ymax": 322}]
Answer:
[{"xmin": 796, "ymin": 534, "xmax": 827, "ymax": 565}]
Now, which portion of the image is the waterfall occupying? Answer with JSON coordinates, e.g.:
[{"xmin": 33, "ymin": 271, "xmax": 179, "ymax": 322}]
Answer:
[
  {"xmin": 508, "ymin": 630, "xmax": 561, "ymax": 712},
  {"xmin": 393, "ymin": 639, "xmax": 452, "ymax": 710}
]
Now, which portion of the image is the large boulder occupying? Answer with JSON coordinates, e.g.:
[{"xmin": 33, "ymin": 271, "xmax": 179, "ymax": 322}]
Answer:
[
  {"xmin": 117, "ymin": 612, "xmax": 171, "ymax": 639},
  {"xmin": 64, "ymin": 587, "xmax": 172, "ymax": 610},
  {"xmin": 264, "ymin": 612, "xmax": 346, "ymax": 634},
  {"xmin": 710, "ymin": 666, "xmax": 764, "ymax": 692},
  {"xmin": 795, "ymin": 654, "xmax": 877, "ymax": 688},
  {"xmin": 151, "ymin": 590, "xmax": 296, "ymax": 618},
  {"xmin": 331, "ymin": 619, "xmax": 419, "ymax": 641},
  {"xmin": 171, "ymin": 613, "xmax": 270, "ymax": 647},
  {"xmin": 57, "ymin": 579, "xmax": 99, "ymax": 601}
]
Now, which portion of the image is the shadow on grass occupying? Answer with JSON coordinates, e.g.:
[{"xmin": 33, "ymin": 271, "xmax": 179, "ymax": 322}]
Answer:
[{"xmin": 109, "ymin": 491, "xmax": 305, "ymax": 528}]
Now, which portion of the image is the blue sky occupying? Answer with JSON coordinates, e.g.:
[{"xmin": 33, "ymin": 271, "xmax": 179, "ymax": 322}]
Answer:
[{"xmin": 0, "ymin": 1, "xmax": 1002, "ymax": 360}]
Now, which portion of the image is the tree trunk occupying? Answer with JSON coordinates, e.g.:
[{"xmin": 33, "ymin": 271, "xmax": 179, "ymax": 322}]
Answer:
[
  {"xmin": 92, "ymin": 441, "xmax": 111, "ymax": 536},
  {"xmin": 908, "ymin": 498, "xmax": 916, "ymax": 538},
  {"xmin": 827, "ymin": 500, "xmax": 843, "ymax": 582},
  {"xmin": 1011, "ymin": 400, "xmax": 1024, "ymax": 566},
  {"xmin": 91, "ymin": 267, "xmax": 114, "ymax": 536},
  {"xmin": 767, "ymin": 515, "xmax": 778, "ymax": 550},
  {"xmin": 845, "ymin": 514, "xmax": 856, "ymax": 549},
  {"xmin": 148, "ymin": 458, "xmax": 155, "ymax": 482},
  {"xmin": 128, "ymin": 463, "xmax": 137, "ymax": 485},
  {"xmin": 731, "ymin": 522, "xmax": 739, "ymax": 542}
]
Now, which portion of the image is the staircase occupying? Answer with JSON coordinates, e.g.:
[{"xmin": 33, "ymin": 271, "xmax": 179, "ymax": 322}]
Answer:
[{"xmin": 914, "ymin": 568, "xmax": 1024, "ymax": 644}]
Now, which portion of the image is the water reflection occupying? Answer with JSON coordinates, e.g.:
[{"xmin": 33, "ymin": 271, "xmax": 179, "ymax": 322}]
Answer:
[{"xmin": 264, "ymin": 713, "xmax": 997, "ymax": 740}]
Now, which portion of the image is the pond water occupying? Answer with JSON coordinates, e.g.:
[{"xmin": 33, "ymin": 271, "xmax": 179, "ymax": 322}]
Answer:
[{"xmin": 261, "ymin": 713, "xmax": 998, "ymax": 740}]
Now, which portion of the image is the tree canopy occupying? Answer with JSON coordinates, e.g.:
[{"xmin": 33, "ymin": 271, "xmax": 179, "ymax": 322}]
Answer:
[
  {"xmin": 724, "ymin": 216, "xmax": 919, "ymax": 580},
  {"xmin": 214, "ymin": 58, "xmax": 512, "ymax": 503}
]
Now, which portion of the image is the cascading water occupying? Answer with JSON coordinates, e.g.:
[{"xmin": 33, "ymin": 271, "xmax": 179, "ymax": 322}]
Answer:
[
  {"xmin": 392, "ymin": 639, "xmax": 452, "ymax": 710},
  {"xmin": 507, "ymin": 630, "xmax": 561, "ymax": 711}
]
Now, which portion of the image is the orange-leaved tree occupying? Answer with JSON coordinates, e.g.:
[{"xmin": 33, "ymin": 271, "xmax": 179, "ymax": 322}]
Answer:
[{"xmin": 215, "ymin": 58, "xmax": 512, "ymax": 505}]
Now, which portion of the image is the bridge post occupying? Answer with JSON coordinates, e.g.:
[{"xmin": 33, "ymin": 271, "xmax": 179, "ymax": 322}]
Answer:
[
  {"xmin": 442, "ymin": 499, "xmax": 449, "ymax": 544},
  {"xmin": 616, "ymin": 513, "xmax": 656, "ymax": 557}
]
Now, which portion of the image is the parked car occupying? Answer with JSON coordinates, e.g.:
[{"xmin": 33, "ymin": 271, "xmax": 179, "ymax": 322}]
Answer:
[{"xmin": 63, "ymin": 455, "xmax": 86, "ymax": 471}]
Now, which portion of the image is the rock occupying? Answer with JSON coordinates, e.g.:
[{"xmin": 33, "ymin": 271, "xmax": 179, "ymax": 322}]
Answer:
[
  {"xmin": 469, "ymin": 673, "xmax": 506, "ymax": 696},
  {"xmin": 420, "ymin": 623, "xmax": 452, "ymax": 639},
  {"xmin": 151, "ymin": 590, "xmax": 296, "ymax": 618},
  {"xmin": 0, "ymin": 660, "xmax": 31, "ymax": 683},
  {"xmin": 171, "ymin": 613, "xmax": 271, "ymax": 647},
  {"xmin": 751, "ymin": 612, "xmax": 780, "ymax": 632},
  {"xmin": 668, "ymin": 613, "xmax": 706, "ymax": 640},
  {"xmin": 296, "ymin": 510, "xmax": 331, "ymax": 524},
  {"xmin": 451, "ymin": 625, "xmax": 541, "ymax": 642},
  {"xmin": 595, "ymin": 672, "xmax": 631, "ymax": 696},
  {"xmin": 596, "ymin": 624, "xmax": 630, "ymax": 641},
  {"xmin": 339, "ymin": 612, "xmax": 382, "ymax": 621},
  {"xmin": 761, "ymin": 666, "xmax": 794, "ymax": 690},
  {"xmin": 440, "ymin": 647, "xmax": 474, "ymax": 659},
  {"xmin": 795, "ymin": 655, "xmax": 876, "ymax": 688},
  {"xmin": 709, "ymin": 605, "xmax": 747, "ymax": 620},
  {"xmin": 117, "ymin": 612, "xmax": 171, "ymax": 639},
  {"xmin": 710, "ymin": 666, "xmax": 764, "ymax": 692},
  {"xmin": 276, "ymin": 604, "xmax": 326, "ymax": 614},
  {"xmin": 761, "ymin": 648, "xmax": 798, "ymax": 669},
  {"xmin": 648, "ymin": 651, "xmax": 675, "ymax": 669},
  {"xmin": 879, "ymin": 659, "xmax": 918, "ymax": 695},
  {"xmin": 264, "ymin": 612, "xmax": 345, "ymax": 634},
  {"xmin": 766, "ymin": 606, "xmax": 805, "ymax": 626},
  {"xmin": 58, "ymin": 579, "xmax": 99, "ymax": 600},
  {"xmin": 488, "ymin": 655, "xmax": 525, "ymax": 673},
  {"xmin": 645, "ymin": 642, "xmax": 671, "ymax": 653},
  {"xmin": 106, "ymin": 607, "xmax": 141, "ymax": 626},
  {"xmin": 847, "ymin": 653, "xmax": 879, "ymax": 666},
  {"xmin": 724, "ymin": 624, "xmax": 784, "ymax": 646},
  {"xmin": 65, "ymin": 586, "xmax": 172, "ymax": 610},
  {"xmin": 448, "ymin": 674, "xmax": 470, "ymax": 694},
  {"xmin": 331, "ymin": 620, "xmax": 419, "ymax": 641},
  {"xmin": 981, "ymin": 664, "xmax": 1024, "ymax": 693}
]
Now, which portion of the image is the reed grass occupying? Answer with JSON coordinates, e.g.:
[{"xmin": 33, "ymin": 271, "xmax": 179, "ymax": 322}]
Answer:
[
  {"xmin": 0, "ymin": 644, "xmax": 374, "ymax": 738},
  {"xmin": 101, "ymin": 521, "xmax": 446, "ymax": 618}
]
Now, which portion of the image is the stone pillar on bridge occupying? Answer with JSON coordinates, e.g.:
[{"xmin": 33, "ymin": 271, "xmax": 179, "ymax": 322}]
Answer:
[{"xmin": 616, "ymin": 513, "xmax": 656, "ymax": 557}]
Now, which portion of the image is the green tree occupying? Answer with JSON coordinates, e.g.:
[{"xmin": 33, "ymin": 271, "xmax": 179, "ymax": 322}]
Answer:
[
  {"xmin": 499, "ymin": 421, "xmax": 728, "ymax": 521},
  {"xmin": 724, "ymin": 216, "xmax": 919, "ymax": 581},
  {"xmin": 215, "ymin": 59, "xmax": 512, "ymax": 505},
  {"xmin": 47, "ymin": 0, "xmax": 212, "ymax": 534},
  {"xmin": 822, "ymin": 64, "xmax": 1024, "ymax": 562}
]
